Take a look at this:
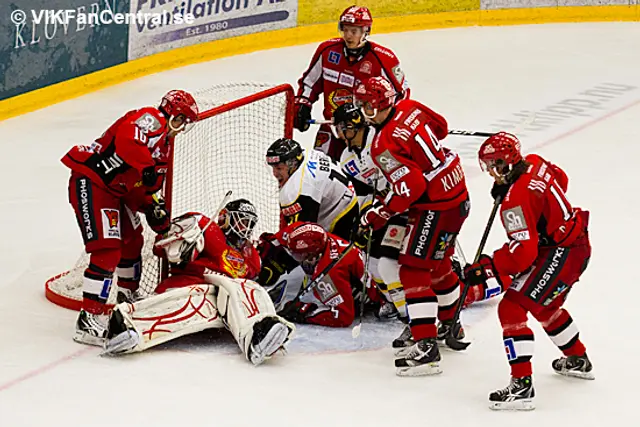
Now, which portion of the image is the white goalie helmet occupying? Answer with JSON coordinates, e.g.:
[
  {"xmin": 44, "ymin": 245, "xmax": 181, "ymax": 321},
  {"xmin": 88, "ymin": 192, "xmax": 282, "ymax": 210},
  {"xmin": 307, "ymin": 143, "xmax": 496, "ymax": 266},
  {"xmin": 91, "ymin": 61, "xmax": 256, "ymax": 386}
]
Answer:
[
  {"xmin": 218, "ymin": 199, "xmax": 258, "ymax": 248},
  {"xmin": 155, "ymin": 214, "xmax": 205, "ymax": 264}
]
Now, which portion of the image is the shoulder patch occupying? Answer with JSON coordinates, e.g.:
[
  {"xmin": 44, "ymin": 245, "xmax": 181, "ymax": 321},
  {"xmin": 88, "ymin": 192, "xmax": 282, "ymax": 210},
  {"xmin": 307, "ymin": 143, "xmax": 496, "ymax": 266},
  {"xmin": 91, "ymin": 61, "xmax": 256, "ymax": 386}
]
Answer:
[
  {"xmin": 135, "ymin": 112, "xmax": 162, "ymax": 133},
  {"xmin": 502, "ymin": 206, "xmax": 528, "ymax": 233},
  {"xmin": 392, "ymin": 65, "xmax": 405, "ymax": 84},
  {"xmin": 375, "ymin": 149, "xmax": 401, "ymax": 173}
]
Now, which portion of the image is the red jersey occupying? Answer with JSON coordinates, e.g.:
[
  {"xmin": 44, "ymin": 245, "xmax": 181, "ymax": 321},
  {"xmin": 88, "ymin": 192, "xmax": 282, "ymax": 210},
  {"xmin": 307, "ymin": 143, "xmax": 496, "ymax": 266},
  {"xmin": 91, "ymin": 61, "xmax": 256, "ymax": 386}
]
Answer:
[
  {"xmin": 297, "ymin": 39, "xmax": 409, "ymax": 120},
  {"xmin": 493, "ymin": 154, "xmax": 589, "ymax": 276},
  {"xmin": 171, "ymin": 214, "xmax": 261, "ymax": 281},
  {"xmin": 371, "ymin": 99, "xmax": 468, "ymax": 213},
  {"xmin": 62, "ymin": 107, "xmax": 172, "ymax": 199}
]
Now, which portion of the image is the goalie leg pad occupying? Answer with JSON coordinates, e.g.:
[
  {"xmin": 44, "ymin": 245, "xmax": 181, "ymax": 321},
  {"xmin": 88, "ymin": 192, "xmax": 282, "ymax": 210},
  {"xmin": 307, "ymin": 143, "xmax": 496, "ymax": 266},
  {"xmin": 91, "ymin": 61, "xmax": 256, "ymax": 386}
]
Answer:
[
  {"xmin": 210, "ymin": 274, "xmax": 295, "ymax": 365},
  {"xmin": 103, "ymin": 285, "xmax": 224, "ymax": 355}
]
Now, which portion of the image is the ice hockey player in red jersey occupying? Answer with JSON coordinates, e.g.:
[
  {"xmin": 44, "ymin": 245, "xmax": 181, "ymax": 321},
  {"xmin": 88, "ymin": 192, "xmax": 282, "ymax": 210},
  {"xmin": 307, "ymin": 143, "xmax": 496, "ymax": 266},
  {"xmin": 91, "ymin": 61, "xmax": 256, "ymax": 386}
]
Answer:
[
  {"xmin": 354, "ymin": 76, "xmax": 470, "ymax": 376},
  {"xmin": 463, "ymin": 132, "xmax": 593, "ymax": 410},
  {"xmin": 259, "ymin": 222, "xmax": 366, "ymax": 328},
  {"xmin": 154, "ymin": 199, "xmax": 261, "ymax": 292},
  {"xmin": 62, "ymin": 90, "xmax": 198, "ymax": 346},
  {"xmin": 294, "ymin": 5, "xmax": 409, "ymax": 161}
]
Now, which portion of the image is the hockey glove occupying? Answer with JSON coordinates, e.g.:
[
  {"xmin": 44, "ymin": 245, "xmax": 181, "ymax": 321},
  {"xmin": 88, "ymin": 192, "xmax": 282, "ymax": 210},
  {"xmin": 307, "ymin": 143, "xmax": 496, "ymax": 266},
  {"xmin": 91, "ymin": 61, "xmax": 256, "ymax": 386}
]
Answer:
[
  {"xmin": 360, "ymin": 203, "xmax": 394, "ymax": 232},
  {"xmin": 463, "ymin": 255, "xmax": 497, "ymax": 287},
  {"xmin": 294, "ymin": 97, "xmax": 312, "ymax": 132},
  {"xmin": 279, "ymin": 301, "xmax": 317, "ymax": 324},
  {"xmin": 141, "ymin": 166, "xmax": 158, "ymax": 187},
  {"xmin": 145, "ymin": 194, "xmax": 170, "ymax": 234},
  {"xmin": 491, "ymin": 182, "xmax": 511, "ymax": 202}
]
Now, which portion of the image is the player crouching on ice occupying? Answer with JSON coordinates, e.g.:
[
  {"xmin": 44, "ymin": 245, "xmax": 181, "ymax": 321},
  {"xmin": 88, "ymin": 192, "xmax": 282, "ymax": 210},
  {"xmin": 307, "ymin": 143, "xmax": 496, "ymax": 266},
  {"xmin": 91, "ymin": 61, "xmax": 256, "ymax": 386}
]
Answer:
[
  {"xmin": 464, "ymin": 132, "xmax": 593, "ymax": 410},
  {"xmin": 103, "ymin": 199, "xmax": 295, "ymax": 366},
  {"xmin": 258, "ymin": 222, "xmax": 368, "ymax": 327}
]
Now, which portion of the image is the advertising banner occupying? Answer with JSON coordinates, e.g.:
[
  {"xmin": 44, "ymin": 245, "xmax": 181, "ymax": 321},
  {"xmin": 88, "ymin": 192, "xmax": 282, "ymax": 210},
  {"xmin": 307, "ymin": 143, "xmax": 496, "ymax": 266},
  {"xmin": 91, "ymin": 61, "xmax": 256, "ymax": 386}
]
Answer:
[
  {"xmin": 481, "ymin": 0, "xmax": 634, "ymax": 9},
  {"xmin": 128, "ymin": 0, "xmax": 298, "ymax": 60},
  {"xmin": 0, "ymin": 0, "xmax": 129, "ymax": 101}
]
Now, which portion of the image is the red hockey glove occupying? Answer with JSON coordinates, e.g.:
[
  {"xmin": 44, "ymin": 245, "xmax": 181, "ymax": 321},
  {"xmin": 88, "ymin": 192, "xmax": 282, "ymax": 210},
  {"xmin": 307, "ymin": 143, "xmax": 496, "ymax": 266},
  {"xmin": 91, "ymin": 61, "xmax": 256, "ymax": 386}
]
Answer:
[
  {"xmin": 360, "ymin": 203, "xmax": 394, "ymax": 231},
  {"xmin": 293, "ymin": 97, "xmax": 312, "ymax": 132},
  {"xmin": 463, "ymin": 254, "xmax": 498, "ymax": 287}
]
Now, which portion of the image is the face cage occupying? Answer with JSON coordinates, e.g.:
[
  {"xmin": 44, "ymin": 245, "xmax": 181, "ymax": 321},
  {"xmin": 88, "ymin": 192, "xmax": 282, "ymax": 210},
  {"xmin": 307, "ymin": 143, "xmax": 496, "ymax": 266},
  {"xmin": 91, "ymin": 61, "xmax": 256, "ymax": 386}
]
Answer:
[
  {"xmin": 480, "ymin": 157, "xmax": 510, "ymax": 178},
  {"xmin": 226, "ymin": 210, "xmax": 258, "ymax": 241}
]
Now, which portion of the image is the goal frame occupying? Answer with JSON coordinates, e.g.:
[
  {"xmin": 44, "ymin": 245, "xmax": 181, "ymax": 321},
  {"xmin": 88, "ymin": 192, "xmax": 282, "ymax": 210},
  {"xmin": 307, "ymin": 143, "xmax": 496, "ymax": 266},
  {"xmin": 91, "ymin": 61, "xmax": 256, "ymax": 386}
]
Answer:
[{"xmin": 45, "ymin": 83, "xmax": 295, "ymax": 311}]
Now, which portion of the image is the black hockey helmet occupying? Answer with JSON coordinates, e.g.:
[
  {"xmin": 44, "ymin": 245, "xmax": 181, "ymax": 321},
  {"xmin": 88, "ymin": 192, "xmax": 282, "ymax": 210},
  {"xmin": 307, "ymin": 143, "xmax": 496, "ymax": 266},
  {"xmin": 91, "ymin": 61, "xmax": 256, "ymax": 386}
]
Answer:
[
  {"xmin": 332, "ymin": 102, "xmax": 366, "ymax": 134},
  {"xmin": 266, "ymin": 138, "xmax": 304, "ymax": 167},
  {"xmin": 218, "ymin": 198, "xmax": 258, "ymax": 248}
]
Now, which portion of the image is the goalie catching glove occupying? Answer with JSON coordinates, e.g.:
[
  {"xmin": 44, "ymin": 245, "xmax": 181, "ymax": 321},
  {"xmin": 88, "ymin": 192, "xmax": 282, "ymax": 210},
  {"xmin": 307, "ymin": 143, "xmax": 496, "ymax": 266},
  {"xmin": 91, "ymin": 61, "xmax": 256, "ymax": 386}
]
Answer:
[{"xmin": 155, "ymin": 214, "xmax": 205, "ymax": 264}]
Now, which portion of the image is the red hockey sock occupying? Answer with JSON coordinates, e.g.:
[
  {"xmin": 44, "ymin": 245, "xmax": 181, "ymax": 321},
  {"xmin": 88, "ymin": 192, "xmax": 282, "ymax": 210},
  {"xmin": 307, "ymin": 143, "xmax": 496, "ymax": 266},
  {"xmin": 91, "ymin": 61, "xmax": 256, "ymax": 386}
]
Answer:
[
  {"xmin": 400, "ymin": 265, "xmax": 437, "ymax": 340},
  {"xmin": 499, "ymin": 296, "xmax": 534, "ymax": 378}
]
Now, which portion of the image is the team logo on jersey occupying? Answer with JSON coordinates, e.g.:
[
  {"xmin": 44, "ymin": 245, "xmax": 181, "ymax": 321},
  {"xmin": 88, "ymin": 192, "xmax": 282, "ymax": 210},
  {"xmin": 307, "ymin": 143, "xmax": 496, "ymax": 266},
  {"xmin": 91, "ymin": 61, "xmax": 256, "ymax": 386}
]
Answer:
[
  {"xmin": 344, "ymin": 159, "xmax": 360, "ymax": 176},
  {"xmin": 392, "ymin": 66, "xmax": 405, "ymax": 84},
  {"xmin": 502, "ymin": 206, "xmax": 527, "ymax": 232},
  {"xmin": 359, "ymin": 61, "xmax": 372, "ymax": 74},
  {"xmin": 338, "ymin": 72, "xmax": 355, "ymax": 87},
  {"xmin": 375, "ymin": 150, "xmax": 401, "ymax": 173},
  {"xmin": 101, "ymin": 209, "xmax": 121, "ymax": 239},
  {"xmin": 316, "ymin": 279, "xmax": 338, "ymax": 302},
  {"xmin": 135, "ymin": 112, "xmax": 162, "ymax": 133},
  {"xmin": 328, "ymin": 51, "xmax": 341, "ymax": 64},
  {"xmin": 328, "ymin": 88, "xmax": 353, "ymax": 110},
  {"xmin": 222, "ymin": 249, "xmax": 248, "ymax": 278}
]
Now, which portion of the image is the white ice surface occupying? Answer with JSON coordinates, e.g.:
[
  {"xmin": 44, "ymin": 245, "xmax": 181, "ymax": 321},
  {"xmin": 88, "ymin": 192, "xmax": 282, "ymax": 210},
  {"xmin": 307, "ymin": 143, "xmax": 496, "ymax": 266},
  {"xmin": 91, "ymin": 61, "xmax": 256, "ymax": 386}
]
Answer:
[{"xmin": 1, "ymin": 22, "xmax": 640, "ymax": 426}]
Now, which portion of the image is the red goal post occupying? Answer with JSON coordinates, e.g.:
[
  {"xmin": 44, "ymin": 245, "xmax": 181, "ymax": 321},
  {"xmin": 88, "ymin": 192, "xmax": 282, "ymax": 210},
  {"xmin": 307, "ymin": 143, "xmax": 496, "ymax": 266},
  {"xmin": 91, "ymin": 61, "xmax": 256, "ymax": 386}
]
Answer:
[{"xmin": 45, "ymin": 83, "xmax": 295, "ymax": 311}]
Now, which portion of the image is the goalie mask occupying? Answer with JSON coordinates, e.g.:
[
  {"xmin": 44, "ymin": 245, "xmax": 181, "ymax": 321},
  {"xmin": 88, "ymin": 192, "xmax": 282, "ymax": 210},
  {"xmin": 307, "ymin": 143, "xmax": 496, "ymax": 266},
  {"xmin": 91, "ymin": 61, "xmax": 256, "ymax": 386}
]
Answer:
[{"xmin": 218, "ymin": 199, "xmax": 258, "ymax": 249}]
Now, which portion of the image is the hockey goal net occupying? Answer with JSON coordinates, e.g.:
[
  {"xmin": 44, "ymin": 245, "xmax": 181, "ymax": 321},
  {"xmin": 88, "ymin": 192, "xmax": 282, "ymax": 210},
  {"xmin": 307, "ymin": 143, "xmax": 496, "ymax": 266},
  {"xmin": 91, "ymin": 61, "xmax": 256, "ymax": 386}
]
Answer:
[{"xmin": 45, "ymin": 83, "xmax": 294, "ymax": 311}]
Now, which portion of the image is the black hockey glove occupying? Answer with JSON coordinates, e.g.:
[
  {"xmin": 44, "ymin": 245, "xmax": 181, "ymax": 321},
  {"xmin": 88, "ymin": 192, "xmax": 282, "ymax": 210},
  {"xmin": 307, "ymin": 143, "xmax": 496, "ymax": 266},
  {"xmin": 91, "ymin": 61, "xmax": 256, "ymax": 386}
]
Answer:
[
  {"xmin": 491, "ymin": 182, "xmax": 510, "ymax": 202},
  {"xmin": 293, "ymin": 97, "xmax": 312, "ymax": 132},
  {"xmin": 141, "ymin": 166, "xmax": 158, "ymax": 187},
  {"xmin": 463, "ymin": 255, "xmax": 496, "ymax": 287},
  {"xmin": 280, "ymin": 301, "xmax": 317, "ymax": 324},
  {"xmin": 145, "ymin": 194, "xmax": 170, "ymax": 234}
]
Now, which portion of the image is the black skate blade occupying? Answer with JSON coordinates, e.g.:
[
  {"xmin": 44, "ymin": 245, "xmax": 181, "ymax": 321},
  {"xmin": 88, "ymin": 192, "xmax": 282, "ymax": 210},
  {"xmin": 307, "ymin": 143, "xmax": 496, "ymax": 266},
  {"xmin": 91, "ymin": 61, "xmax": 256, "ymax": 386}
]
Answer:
[{"xmin": 445, "ymin": 335, "xmax": 470, "ymax": 351}]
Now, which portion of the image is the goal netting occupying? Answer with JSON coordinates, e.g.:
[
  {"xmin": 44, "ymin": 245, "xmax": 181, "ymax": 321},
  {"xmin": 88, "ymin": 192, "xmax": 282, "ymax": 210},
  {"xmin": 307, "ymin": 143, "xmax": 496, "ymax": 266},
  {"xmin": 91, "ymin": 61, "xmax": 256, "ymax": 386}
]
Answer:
[{"xmin": 45, "ymin": 83, "xmax": 294, "ymax": 311}]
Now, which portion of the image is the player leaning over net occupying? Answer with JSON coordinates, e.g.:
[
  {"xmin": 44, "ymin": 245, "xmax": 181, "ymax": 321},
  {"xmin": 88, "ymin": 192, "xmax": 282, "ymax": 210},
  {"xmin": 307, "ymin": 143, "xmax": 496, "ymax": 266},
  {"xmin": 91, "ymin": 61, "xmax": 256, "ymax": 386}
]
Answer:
[
  {"xmin": 354, "ymin": 76, "xmax": 470, "ymax": 376},
  {"xmin": 266, "ymin": 137, "xmax": 359, "ymax": 241},
  {"xmin": 464, "ymin": 132, "xmax": 593, "ymax": 410},
  {"xmin": 61, "ymin": 90, "xmax": 198, "ymax": 346},
  {"xmin": 294, "ymin": 5, "xmax": 409, "ymax": 161},
  {"xmin": 103, "ymin": 199, "xmax": 295, "ymax": 366}
]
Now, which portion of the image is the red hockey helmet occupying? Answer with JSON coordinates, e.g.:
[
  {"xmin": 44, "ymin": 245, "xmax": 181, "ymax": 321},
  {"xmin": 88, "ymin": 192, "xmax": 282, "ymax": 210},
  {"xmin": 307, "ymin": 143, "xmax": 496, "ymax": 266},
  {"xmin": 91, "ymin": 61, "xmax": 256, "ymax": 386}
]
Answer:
[
  {"xmin": 339, "ymin": 6, "xmax": 373, "ymax": 33},
  {"xmin": 478, "ymin": 132, "xmax": 523, "ymax": 176},
  {"xmin": 160, "ymin": 90, "xmax": 199, "ymax": 132},
  {"xmin": 354, "ymin": 76, "xmax": 397, "ymax": 118},
  {"xmin": 286, "ymin": 222, "xmax": 328, "ymax": 263}
]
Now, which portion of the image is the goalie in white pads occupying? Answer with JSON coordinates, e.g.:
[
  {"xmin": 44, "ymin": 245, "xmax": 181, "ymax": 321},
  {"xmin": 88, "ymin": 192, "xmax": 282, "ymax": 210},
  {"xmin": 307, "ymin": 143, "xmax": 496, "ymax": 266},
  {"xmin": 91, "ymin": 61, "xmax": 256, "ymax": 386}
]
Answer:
[
  {"xmin": 266, "ymin": 138, "xmax": 359, "ymax": 241},
  {"xmin": 103, "ymin": 199, "xmax": 295, "ymax": 366}
]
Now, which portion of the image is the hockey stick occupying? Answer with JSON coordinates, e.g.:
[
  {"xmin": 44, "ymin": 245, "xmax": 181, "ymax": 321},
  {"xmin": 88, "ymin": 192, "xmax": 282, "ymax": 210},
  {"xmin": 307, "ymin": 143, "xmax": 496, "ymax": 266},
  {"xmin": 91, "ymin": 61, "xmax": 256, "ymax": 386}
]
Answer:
[
  {"xmin": 445, "ymin": 196, "xmax": 502, "ymax": 351},
  {"xmin": 352, "ymin": 172, "xmax": 380, "ymax": 339}
]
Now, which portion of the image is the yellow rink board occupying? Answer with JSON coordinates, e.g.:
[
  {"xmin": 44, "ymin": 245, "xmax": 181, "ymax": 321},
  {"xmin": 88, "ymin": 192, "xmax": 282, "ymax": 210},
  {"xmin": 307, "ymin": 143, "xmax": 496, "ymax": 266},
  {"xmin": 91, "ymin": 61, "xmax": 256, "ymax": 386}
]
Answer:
[{"xmin": 0, "ymin": 4, "xmax": 638, "ymax": 121}]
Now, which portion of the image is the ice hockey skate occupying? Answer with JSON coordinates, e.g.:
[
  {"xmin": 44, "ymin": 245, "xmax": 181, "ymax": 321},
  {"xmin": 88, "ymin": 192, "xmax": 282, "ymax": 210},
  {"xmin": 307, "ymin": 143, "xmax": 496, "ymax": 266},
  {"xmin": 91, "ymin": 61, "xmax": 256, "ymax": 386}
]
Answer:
[
  {"xmin": 489, "ymin": 376, "xmax": 535, "ymax": 411},
  {"xmin": 247, "ymin": 316, "xmax": 294, "ymax": 366},
  {"xmin": 552, "ymin": 354, "xmax": 595, "ymax": 380},
  {"xmin": 73, "ymin": 309, "xmax": 108, "ymax": 346},
  {"xmin": 394, "ymin": 338, "xmax": 442, "ymax": 376},
  {"xmin": 392, "ymin": 322, "xmax": 414, "ymax": 357}
]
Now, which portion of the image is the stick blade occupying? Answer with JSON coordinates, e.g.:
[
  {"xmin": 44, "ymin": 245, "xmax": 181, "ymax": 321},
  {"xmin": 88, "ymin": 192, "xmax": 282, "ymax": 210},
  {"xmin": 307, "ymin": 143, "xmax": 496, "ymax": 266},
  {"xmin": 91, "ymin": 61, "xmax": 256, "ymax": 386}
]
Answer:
[{"xmin": 351, "ymin": 323, "xmax": 361, "ymax": 339}]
